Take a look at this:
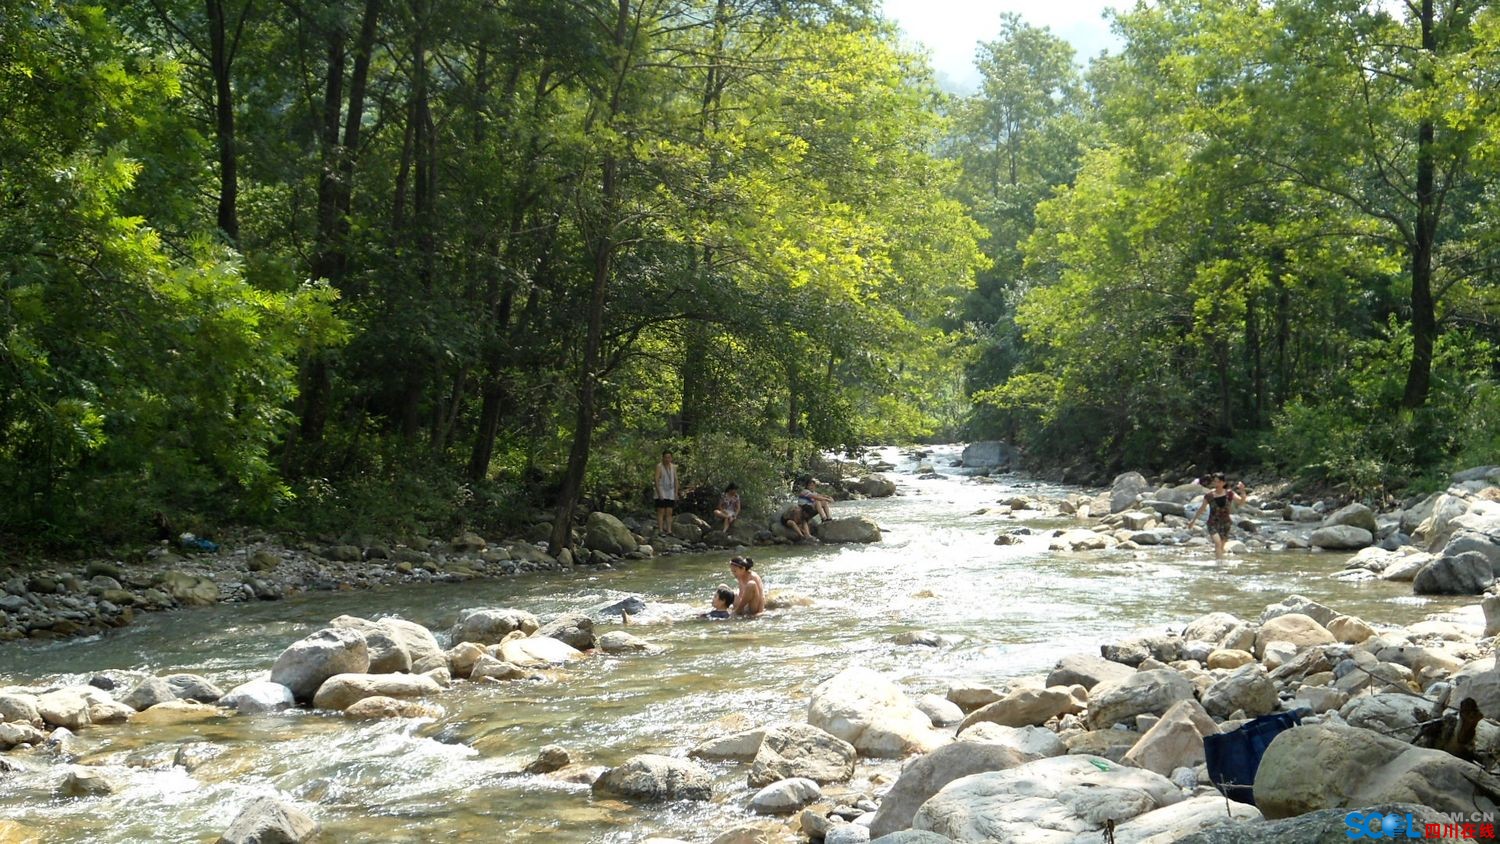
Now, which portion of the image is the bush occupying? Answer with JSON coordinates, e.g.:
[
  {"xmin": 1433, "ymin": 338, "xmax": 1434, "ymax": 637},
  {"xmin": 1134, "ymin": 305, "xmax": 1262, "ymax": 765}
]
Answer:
[
  {"xmin": 1263, "ymin": 320, "xmax": 1496, "ymax": 497},
  {"xmin": 1448, "ymin": 381, "xmax": 1500, "ymax": 474}
]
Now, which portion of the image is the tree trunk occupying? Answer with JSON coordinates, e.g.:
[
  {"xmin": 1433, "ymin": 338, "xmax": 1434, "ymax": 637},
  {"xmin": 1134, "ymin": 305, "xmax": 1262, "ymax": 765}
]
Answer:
[
  {"xmin": 679, "ymin": 315, "xmax": 709, "ymax": 437},
  {"xmin": 293, "ymin": 30, "xmax": 348, "ymax": 445},
  {"xmin": 397, "ymin": 4, "xmax": 437, "ymax": 442},
  {"xmin": 550, "ymin": 0, "xmax": 632, "ymax": 553},
  {"xmin": 550, "ymin": 218, "xmax": 616, "ymax": 551},
  {"xmin": 1246, "ymin": 291, "xmax": 1263, "ymax": 427},
  {"xmin": 1403, "ymin": 0, "xmax": 1437, "ymax": 409},
  {"xmin": 334, "ymin": 0, "xmax": 382, "ymax": 257},
  {"xmin": 206, "ymin": 0, "xmax": 238, "ymax": 241},
  {"xmin": 293, "ymin": 0, "xmax": 383, "ymax": 446},
  {"xmin": 1216, "ymin": 338, "xmax": 1233, "ymax": 439}
]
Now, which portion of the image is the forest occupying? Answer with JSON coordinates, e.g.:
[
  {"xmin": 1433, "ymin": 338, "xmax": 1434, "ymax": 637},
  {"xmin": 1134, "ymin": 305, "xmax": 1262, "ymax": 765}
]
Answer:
[{"xmin": 2, "ymin": 0, "xmax": 1497, "ymax": 548}]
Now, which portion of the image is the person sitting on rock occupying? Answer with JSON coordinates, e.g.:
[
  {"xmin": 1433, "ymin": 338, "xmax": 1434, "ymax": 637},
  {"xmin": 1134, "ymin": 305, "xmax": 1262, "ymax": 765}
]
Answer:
[
  {"xmin": 1189, "ymin": 473, "xmax": 1247, "ymax": 560},
  {"xmin": 797, "ymin": 477, "xmax": 833, "ymax": 521},
  {"xmin": 702, "ymin": 585, "xmax": 735, "ymax": 619},
  {"xmin": 780, "ymin": 502, "xmax": 814, "ymax": 541},
  {"xmin": 714, "ymin": 484, "xmax": 742, "ymax": 532},
  {"xmin": 729, "ymin": 557, "xmax": 765, "ymax": 616}
]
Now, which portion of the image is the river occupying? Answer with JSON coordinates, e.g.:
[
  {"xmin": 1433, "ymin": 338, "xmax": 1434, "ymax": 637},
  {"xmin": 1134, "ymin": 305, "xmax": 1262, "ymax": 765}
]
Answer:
[{"xmin": 0, "ymin": 445, "xmax": 1475, "ymax": 842}]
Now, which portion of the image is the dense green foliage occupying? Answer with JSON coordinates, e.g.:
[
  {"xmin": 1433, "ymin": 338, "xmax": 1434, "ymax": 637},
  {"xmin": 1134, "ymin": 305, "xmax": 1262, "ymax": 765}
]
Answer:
[
  {"xmin": 7, "ymin": 0, "xmax": 1499, "ymax": 548},
  {"xmin": 1, "ymin": 0, "xmax": 980, "ymax": 545},
  {"xmin": 956, "ymin": 0, "xmax": 1500, "ymax": 490}
]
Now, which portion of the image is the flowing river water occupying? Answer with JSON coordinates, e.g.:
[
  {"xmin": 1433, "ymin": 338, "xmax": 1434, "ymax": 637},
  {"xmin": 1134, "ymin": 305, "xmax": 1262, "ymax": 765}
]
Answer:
[{"xmin": 0, "ymin": 445, "xmax": 1479, "ymax": 843}]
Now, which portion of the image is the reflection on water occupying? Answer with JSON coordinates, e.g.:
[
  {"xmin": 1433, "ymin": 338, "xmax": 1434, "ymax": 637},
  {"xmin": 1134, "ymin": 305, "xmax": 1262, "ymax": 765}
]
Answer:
[{"xmin": 0, "ymin": 445, "xmax": 1476, "ymax": 842}]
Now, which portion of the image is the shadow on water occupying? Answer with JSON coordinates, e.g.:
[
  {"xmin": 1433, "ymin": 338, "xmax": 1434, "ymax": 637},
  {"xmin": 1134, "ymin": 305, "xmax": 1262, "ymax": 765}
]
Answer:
[{"xmin": 0, "ymin": 444, "xmax": 1478, "ymax": 842}]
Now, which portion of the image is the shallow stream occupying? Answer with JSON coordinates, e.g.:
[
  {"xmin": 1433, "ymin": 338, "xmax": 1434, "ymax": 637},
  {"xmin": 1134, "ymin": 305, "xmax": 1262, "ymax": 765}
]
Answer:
[{"xmin": 0, "ymin": 445, "xmax": 1477, "ymax": 842}]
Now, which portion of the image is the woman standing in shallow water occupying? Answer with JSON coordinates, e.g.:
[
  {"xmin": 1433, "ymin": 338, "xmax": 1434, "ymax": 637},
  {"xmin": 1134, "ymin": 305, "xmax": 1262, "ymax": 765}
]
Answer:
[{"xmin": 1189, "ymin": 472, "xmax": 1247, "ymax": 560}]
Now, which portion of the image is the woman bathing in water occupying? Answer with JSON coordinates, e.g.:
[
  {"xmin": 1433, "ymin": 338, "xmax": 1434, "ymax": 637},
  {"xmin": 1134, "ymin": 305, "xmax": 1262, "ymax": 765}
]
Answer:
[
  {"xmin": 728, "ymin": 557, "xmax": 765, "ymax": 616},
  {"xmin": 1189, "ymin": 472, "xmax": 1247, "ymax": 560}
]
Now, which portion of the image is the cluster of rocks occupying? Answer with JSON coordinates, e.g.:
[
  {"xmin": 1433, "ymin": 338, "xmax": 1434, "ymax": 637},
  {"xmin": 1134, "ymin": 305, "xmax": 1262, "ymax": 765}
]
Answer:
[
  {"xmin": 991, "ymin": 466, "xmax": 1500, "ymax": 599},
  {"xmin": 0, "ymin": 532, "xmax": 573, "ymax": 643},
  {"xmin": 0, "ymin": 601, "xmax": 659, "ymax": 842},
  {"xmin": 0, "ymin": 477, "xmax": 898, "ymax": 643},
  {"xmin": 614, "ymin": 590, "xmax": 1494, "ymax": 844}
]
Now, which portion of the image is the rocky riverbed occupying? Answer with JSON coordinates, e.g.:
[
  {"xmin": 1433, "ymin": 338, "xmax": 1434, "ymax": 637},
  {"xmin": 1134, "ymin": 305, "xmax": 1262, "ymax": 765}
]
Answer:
[
  {"xmin": 0, "ymin": 447, "xmax": 1496, "ymax": 842},
  {"xmin": 990, "ymin": 465, "xmax": 1500, "ymax": 597},
  {"xmin": 0, "ymin": 577, "xmax": 1491, "ymax": 842}
]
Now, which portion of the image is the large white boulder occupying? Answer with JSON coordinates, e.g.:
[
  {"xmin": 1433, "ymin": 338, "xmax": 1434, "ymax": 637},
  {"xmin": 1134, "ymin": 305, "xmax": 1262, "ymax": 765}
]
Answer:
[
  {"xmin": 1412, "ymin": 552, "xmax": 1494, "ymax": 595},
  {"xmin": 1180, "ymin": 613, "xmax": 1245, "ymax": 647},
  {"xmin": 498, "ymin": 631, "xmax": 584, "ymax": 666},
  {"xmin": 1110, "ymin": 472, "xmax": 1151, "ymax": 514},
  {"xmin": 121, "ymin": 678, "xmax": 177, "ymax": 711},
  {"xmin": 690, "ymin": 727, "xmax": 767, "ymax": 762},
  {"xmin": 35, "ymin": 690, "xmax": 91, "ymax": 730},
  {"xmin": 1110, "ymin": 794, "xmax": 1261, "ymax": 843},
  {"xmin": 216, "ymin": 797, "xmax": 320, "ymax": 844},
  {"xmin": 1085, "ymin": 669, "xmax": 1195, "ymax": 729},
  {"xmin": 853, "ymin": 475, "xmax": 898, "ymax": 497},
  {"xmin": 585, "ymin": 511, "xmax": 637, "ymax": 555},
  {"xmin": 1201, "ymin": 664, "xmax": 1278, "ymax": 719},
  {"xmin": 816, "ymin": 517, "xmax": 882, "ymax": 544},
  {"xmin": 1046, "ymin": 653, "xmax": 1134, "ymax": 690},
  {"xmin": 808, "ymin": 666, "xmax": 947, "ymax": 757},
  {"xmin": 1255, "ymin": 724, "xmax": 1500, "ymax": 818},
  {"xmin": 592, "ymin": 754, "xmax": 712, "ymax": 802},
  {"xmin": 957, "ymin": 687, "xmax": 1078, "ymax": 732},
  {"xmin": 1253, "ymin": 613, "xmax": 1335, "ymax": 658},
  {"xmin": 1414, "ymin": 493, "xmax": 1472, "ymax": 548},
  {"xmin": 220, "ymin": 680, "xmax": 296, "ymax": 715},
  {"xmin": 449, "ymin": 607, "xmax": 540, "ymax": 645},
  {"xmin": 270, "ymin": 627, "xmax": 370, "ymax": 703},
  {"xmin": 748, "ymin": 777, "xmax": 822, "ymax": 815},
  {"xmin": 1323, "ymin": 502, "xmax": 1377, "ymax": 534},
  {"xmin": 331, "ymin": 615, "xmax": 412, "ymax": 673},
  {"xmin": 957, "ymin": 723, "xmax": 1067, "ymax": 760},
  {"xmin": 1309, "ymin": 525, "xmax": 1373, "ymax": 550},
  {"xmin": 1122, "ymin": 699, "xmax": 1218, "ymax": 776},
  {"xmin": 0, "ymin": 693, "xmax": 41, "ymax": 726},
  {"xmin": 1258, "ymin": 595, "xmax": 1338, "ymax": 627},
  {"xmin": 911, "ymin": 754, "xmax": 1183, "ymax": 843},
  {"xmin": 378, "ymin": 617, "xmax": 446, "ymax": 672},
  {"xmin": 597, "ymin": 630, "xmax": 652, "ymax": 653},
  {"xmin": 534, "ymin": 612, "xmax": 596, "ymax": 651},
  {"xmin": 868, "ymin": 741, "xmax": 1031, "ymax": 838},
  {"xmin": 310, "ymin": 673, "xmax": 441, "ymax": 712},
  {"xmin": 747, "ymin": 722, "xmax": 856, "ymax": 787}
]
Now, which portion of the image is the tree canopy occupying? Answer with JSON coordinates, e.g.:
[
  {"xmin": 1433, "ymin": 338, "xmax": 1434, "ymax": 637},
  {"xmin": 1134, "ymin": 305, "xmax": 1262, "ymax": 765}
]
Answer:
[{"xmin": 4, "ymin": 0, "xmax": 1497, "ymax": 547}]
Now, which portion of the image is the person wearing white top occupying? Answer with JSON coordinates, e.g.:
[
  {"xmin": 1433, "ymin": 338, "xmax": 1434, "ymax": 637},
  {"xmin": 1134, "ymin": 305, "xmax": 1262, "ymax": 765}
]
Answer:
[{"xmin": 654, "ymin": 451, "xmax": 677, "ymax": 534}]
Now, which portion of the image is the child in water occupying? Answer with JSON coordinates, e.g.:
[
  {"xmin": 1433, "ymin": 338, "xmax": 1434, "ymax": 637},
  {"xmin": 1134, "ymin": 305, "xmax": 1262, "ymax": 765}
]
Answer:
[{"xmin": 703, "ymin": 585, "xmax": 735, "ymax": 619}]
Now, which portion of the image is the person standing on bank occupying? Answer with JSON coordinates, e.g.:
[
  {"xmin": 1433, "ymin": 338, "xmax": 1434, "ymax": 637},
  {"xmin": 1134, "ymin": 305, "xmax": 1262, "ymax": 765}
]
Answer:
[
  {"xmin": 654, "ymin": 450, "xmax": 677, "ymax": 535},
  {"xmin": 1189, "ymin": 473, "xmax": 1247, "ymax": 560}
]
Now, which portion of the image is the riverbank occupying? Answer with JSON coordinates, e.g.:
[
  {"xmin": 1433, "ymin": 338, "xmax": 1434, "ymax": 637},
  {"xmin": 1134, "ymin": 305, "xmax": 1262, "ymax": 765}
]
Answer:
[
  {"xmin": 0, "ymin": 445, "xmax": 1493, "ymax": 842},
  {"xmin": 0, "ymin": 470, "xmax": 891, "ymax": 643}
]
